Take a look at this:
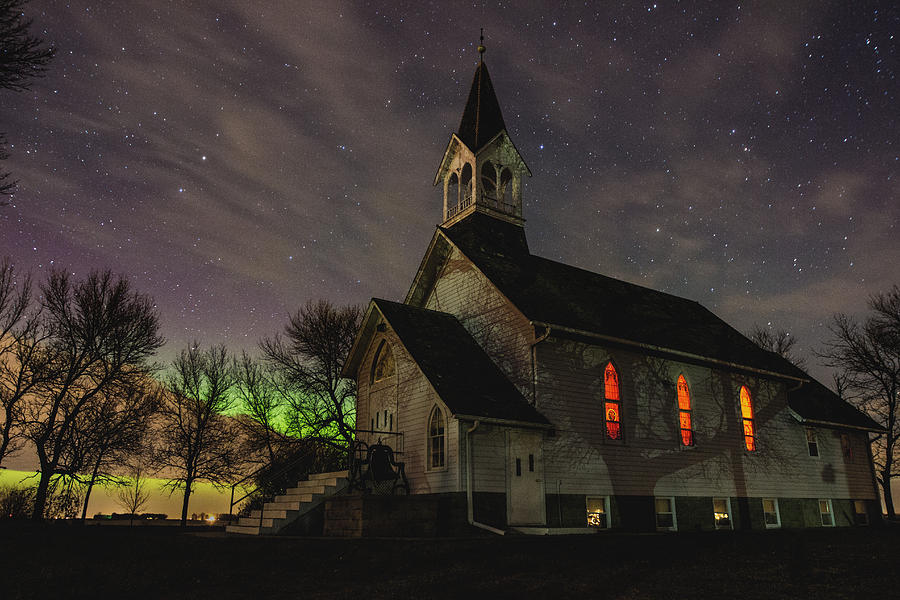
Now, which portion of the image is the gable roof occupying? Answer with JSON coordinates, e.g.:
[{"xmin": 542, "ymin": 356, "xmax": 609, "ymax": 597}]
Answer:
[
  {"xmin": 457, "ymin": 61, "xmax": 507, "ymax": 153},
  {"xmin": 361, "ymin": 298, "xmax": 550, "ymax": 428},
  {"xmin": 420, "ymin": 212, "xmax": 881, "ymax": 431}
]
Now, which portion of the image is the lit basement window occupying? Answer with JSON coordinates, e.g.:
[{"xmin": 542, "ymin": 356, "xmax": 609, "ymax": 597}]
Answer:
[
  {"xmin": 713, "ymin": 498, "xmax": 732, "ymax": 530},
  {"xmin": 586, "ymin": 497, "xmax": 610, "ymax": 529},
  {"xmin": 854, "ymin": 500, "xmax": 869, "ymax": 525}
]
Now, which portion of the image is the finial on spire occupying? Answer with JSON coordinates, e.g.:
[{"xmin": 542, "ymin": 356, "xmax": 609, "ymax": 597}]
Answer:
[{"xmin": 478, "ymin": 28, "xmax": 486, "ymax": 59}]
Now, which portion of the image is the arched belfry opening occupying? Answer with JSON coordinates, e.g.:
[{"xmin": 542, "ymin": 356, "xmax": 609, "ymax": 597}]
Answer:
[{"xmin": 434, "ymin": 41, "xmax": 531, "ymax": 227}]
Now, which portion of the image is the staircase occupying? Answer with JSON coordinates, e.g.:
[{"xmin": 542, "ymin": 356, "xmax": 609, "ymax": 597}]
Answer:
[{"xmin": 225, "ymin": 470, "xmax": 349, "ymax": 536}]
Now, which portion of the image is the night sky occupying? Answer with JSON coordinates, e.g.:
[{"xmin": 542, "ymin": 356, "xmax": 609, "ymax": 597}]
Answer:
[{"xmin": 1, "ymin": 1, "xmax": 897, "ymax": 385}]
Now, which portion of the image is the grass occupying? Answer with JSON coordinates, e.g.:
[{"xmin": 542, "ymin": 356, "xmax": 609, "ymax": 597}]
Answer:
[{"xmin": 0, "ymin": 522, "xmax": 897, "ymax": 599}]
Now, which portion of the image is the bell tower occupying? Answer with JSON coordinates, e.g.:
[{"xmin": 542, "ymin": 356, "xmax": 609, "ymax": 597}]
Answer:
[{"xmin": 433, "ymin": 35, "xmax": 531, "ymax": 227}]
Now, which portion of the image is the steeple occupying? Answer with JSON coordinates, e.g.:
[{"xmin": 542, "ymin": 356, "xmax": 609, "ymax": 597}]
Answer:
[{"xmin": 434, "ymin": 36, "xmax": 531, "ymax": 227}]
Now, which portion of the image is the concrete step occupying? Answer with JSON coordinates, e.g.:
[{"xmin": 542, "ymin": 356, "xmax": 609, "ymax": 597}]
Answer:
[
  {"xmin": 239, "ymin": 516, "xmax": 278, "ymax": 528},
  {"xmin": 250, "ymin": 508, "xmax": 294, "ymax": 520},
  {"xmin": 285, "ymin": 483, "xmax": 332, "ymax": 495},
  {"xmin": 226, "ymin": 524, "xmax": 265, "ymax": 536},
  {"xmin": 266, "ymin": 497, "xmax": 313, "ymax": 511},
  {"xmin": 310, "ymin": 470, "xmax": 348, "ymax": 480}
]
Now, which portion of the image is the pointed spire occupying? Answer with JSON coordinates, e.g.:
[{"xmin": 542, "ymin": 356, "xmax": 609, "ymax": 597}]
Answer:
[{"xmin": 456, "ymin": 32, "xmax": 506, "ymax": 153}]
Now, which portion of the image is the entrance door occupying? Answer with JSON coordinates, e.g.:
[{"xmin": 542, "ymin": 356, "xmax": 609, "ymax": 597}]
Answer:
[{"xmin": 506, "ymin": 430, "xmax": 546, "ymax": 525}]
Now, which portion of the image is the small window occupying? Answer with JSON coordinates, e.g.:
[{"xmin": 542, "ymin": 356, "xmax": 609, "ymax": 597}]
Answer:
[
  {"xmin": 676, "ymin": 375, "xmax": 693, "ymax": 446},
  {"xmin": 427, "ymin": 406, "xmax": 445, "ymax": 470},
  {"xmin": 713, "ymin": 498, "xmax": 732, "ymax": 530},
  {"xmin": 819, "ymin": 499, "xmax": 834, "ymax": 527},
  {"xmin": 371, "ymin": 341, "xmax": 396, "ymax": 384},
  {"xmin": 854, "ymin": 500, "xmax": 869, "ymax": 526},
  {"xmin": 586, "ymin": 496, "xmax": 610, "ymax": 529},
  {"xmin": 655, "ymin": 497, "xmax": 677, "ymax": 531},
  {"xmin": 806, "ymin": 428, "xmax": 819, "ymax": 457},
  {"xmin": 841, "ymin": 433, "xmax": 853, "ymax": 461},
  {"xmin": 604, "ymin": 363, "xmax": 622, "ymax": 440},
  {"xmin": 740, "ymin": 386, "xmax": 756, "ymax": 451},
  {"xmin": 762, "ymin": 498, "xmax": 781, "ymax": 528}
]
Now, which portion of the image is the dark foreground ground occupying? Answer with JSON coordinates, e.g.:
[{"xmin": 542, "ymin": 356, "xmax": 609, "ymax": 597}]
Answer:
[{"xmin": 1, "ymin": 522, "xmax": 897, "ymax": 599}]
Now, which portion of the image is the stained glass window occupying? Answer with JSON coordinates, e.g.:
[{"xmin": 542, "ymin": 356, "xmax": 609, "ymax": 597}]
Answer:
[
  {"xmin": 677, "ymin": 375, "xmax": 693, "ymax": 446},
  {"xmin": 605, "ymin": 363, "xmax": 621, "ymax": 440},
  {"xmin": 740, "ymin": 386, "xmax": 756, "ymax": 451},
  {"xmin": 371, "ymin": 341, "xmax": 395, "ymax": 383}
]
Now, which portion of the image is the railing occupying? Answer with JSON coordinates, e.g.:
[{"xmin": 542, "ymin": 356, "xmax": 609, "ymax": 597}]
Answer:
[
  {"xmin": 228, "ymin": 437, "xmax": 345, "ymax": 530},
  {"xmin": 447, "ymin": 194, "xmax": 473, "ymax": 219},
  {"xmin": 347, "ymin": 430, "xmax": 406, "ymax": 494}
]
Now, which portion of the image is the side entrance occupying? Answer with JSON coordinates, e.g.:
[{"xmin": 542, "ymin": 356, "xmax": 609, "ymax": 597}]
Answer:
[{"xmin": 506, "ymin": 429, "xmax": 546, "ymax": 525}]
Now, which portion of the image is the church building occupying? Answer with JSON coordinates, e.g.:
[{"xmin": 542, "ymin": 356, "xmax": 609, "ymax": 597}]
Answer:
[{"xmin": 342, "ymin": 46, "xmax": 883, "ymax": 533}]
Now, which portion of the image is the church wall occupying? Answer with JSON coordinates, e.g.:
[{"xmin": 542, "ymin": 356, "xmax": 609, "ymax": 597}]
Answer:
[
  {"xmin": 424, "ymin": 245, "xmax": 534, "ymax": 400},
  {"xmin": 457, "ymin": 422, "xmax": 508, "ymax": 494},
  {"xmin": 356, "ymin": 331, "xmax": 459, "ymax": 495},
  {"xmin": 535, "ymin": 335, "xmax": 877, "ymax": 503}
]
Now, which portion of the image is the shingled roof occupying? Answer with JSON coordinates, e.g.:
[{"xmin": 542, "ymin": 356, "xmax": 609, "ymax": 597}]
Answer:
[
  {"xmin": 437, "ymin": 212, "xmax": 882, "ymax": 431},
  {"xmin": 373, "ymin": 298, "xmax": 550, "ymax": 427},
  {"xmin": 457, "ymin": 61, "xmax": 507, "ymax": 152}
]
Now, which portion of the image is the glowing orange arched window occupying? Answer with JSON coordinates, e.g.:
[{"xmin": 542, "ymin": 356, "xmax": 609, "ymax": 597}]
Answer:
[
  {"xmin": 740, "ymin": 386, "xmax": 756, "ymax": 451},
  {"xmin": 604, "ymin": 363, "xmax": 621, "ymax": 440},
  {"xmin": 677, "ymin": 375, "xmax": 693, "ymax": 446}
]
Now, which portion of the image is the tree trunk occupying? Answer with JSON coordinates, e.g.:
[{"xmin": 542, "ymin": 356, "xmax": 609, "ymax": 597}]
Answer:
[
  {"xmin": 882, "ymin": 471, "xmax": 896, "ymax": 519},
  {"xmin": 31, "ymin": 468, "xmax": 53, "ymax": 520},
  {"xmin": 180, "ymin": 480, "xmax": 193, "ymax": 527},
  {"xmin": 80, "ymin": 454, "xmax": 104, "ymax": 521}
]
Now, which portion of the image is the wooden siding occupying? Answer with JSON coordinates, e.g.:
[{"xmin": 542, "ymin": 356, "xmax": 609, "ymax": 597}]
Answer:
[
  {"xmin": 457, "ymin": 422, "xmax": 508, "ymax": 494},
  {"xmin": 356, "ymin": 330, "xmax": 459, "ymax": 495},
  {"xmin": 536, "ymin": 336, "xmax": 877, "ymax": 501},
  {"xmin": 423, "ymin": 244, "xmax": 534, "ymax": 400}
]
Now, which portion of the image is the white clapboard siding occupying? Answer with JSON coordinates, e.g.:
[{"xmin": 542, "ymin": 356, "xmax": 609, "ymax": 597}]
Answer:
[{"xmin": 537, "ymin": 336, "xmax": 877, "ymax": 500}]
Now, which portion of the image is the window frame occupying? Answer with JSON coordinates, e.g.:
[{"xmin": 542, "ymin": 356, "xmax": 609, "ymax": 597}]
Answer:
[
  {"xmin": 762, "ymin": 498, "xmax": 781, "ymax": 529},
  {"xmin": 840, "ymin": 433, "xmax": 853, "ymax": 462},
  {"xmin": 713, "ymin": 497, "xmax": 733, "ymax": 530},
  {"xmin": 586, "ymin": 496, "xmax": 611, "ymax": 530},
  {"xmin": 426, "ymin": 405, "xmax": 446, "ymax": 472},
  {"xmin": 603, "ymin": 362, "xmax": 623, "ymax": 442},
  {"xmin": 740, "ymin": 386, "xmax": 756, "ymax": 452},
  {"xmin": 654, "ymin": 496, "xmax": 678, "ymax": 531},
  {"xmin": 676, "ymin": 374, "xmax": 694, "ymax": 447},
  {"xmin": 806, "ymin": 427, "xmax": 819, "ymax": 458},
  {"xmin": 818, "ymin": 499, "xmax": 835, "ymax": 527},
  {"xmin": 370, "ymin": 340, "xmax": 396, "ymax": 385}
]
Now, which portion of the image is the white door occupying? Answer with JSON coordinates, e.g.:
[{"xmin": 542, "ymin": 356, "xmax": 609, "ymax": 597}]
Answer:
[{"xmin": 507, "ymin": 430, "xmax": 546, "ymax": 525}]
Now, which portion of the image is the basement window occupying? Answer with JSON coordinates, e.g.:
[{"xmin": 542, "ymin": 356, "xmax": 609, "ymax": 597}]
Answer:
[
  {"xmin": 854, "ymin": 500, "xmax": 869, "ymax": 526},
  {"xmin": 819, "ymin": 499, "xmax": 835, "ymax": 527},
  {"xmin": 713, "ymin": 498, "xmax": 732, "ymax": 530},
  {"xmin": 655, "ymin": 497, "xmax": 677, "ymax": 531},
  {"xmin": 586, "ymin": 496, "xmax": 610, "ymax": 529},
  {"xmin": 763, "ymin": 498, "xmax": 781, "ymax": 528}
]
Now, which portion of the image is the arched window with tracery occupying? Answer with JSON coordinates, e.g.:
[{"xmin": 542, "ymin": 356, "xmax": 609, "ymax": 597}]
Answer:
[
  {"xmin": 677, "ymin": 375, "xmax": 693, "ymax": 446},
  {"xmin": 428, "ymin": 406, "xmax": 445, "ymax": 469},
  {"xmin": 499, "ymin": 167, "xmax": 512, "ymax": 204},
  {"xmin": 604, "ymin": 363, "xmax": 621, "ymax": 440},
  {"xmin": 370, "ymin": 340, "xmax": 395, "ymax": 384},
  {"xmin": 481, "ymin": 160, "xmax": 497, "ymax": 202},
  {"xmin": 740, "ymin": 386, "xmax": 756, "ymax": 451},
  {"xmin": 460, "ymin": 163, "xmax": 473, "ymax": 208}
]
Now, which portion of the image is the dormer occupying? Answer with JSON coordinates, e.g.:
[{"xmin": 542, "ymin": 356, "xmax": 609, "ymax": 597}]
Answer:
[{"xmin": 434, "ymin": 50, "xmax": 531, "ymax": 227}]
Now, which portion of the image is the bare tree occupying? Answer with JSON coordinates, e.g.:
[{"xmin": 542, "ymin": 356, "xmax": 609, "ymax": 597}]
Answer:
[
  {"xmin": 0, "ymin": 258, "xmax": 42, "ymax": 466},
  {"xmin": 747, "ymin": 324, "xmax": 806, "ymax": 369},
  {"xmin": 156, "ymin": 344, "xmax": 245, "ymax": 526},
  {"xmin": 233, "ymin": 352, "xmax": 287, "ymax": 466},
  {"xmin": 22, "ymin": 270, "xmax": 163, "ymax": 519},
  {"xmin": 1, "ymin": 0, "xmax": 54, "ymax": 196},
  {"xmin": 820, "ymin": 286, "xmax": 900, "ymax": 518},
  {"xmin": 69, "ymin": 381, "xmax": 162, "ymax": 520},
  {"xmin": 261, "ymin": 300, "xmax": 362, "ymax": 448},
  {"xmin": 116, "ymin": 467, "xmax": 151, "ymax": 526}
]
